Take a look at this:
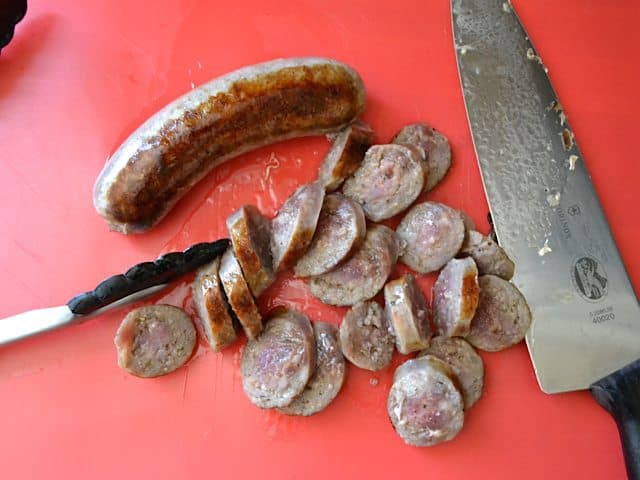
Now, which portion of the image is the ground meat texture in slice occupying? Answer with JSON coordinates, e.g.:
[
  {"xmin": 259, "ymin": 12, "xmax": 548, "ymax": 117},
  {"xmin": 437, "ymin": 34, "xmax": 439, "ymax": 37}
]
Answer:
[
  {"xmin": 114, "ymin": 305, "xmax": 196, "ymax": 378},
  {"xmin": 279, "ymin": 322, "xmax": 346, "ymax": 416},
  {"xmin": 218, "ymin": 247, "xmax": 263, "ymax": 339},
  {"xmin": 432, "ymin": 257, "xmax": 480, "ymax": 338},
  {"xmin": 241, "ymin": 309, "xmax": 316, "ymax": 409},
  {"xmin": 308, "ymin": 224, "xmax": 399, "ymax": 306},
  {"xmin": 318, "ymin": 120, "xmax": 375, "ymax": 192},
  {"xmin": 342, "ymin": 144, "xmax": 426, "ymax": 222},
  {"xmin": 384, "ymin": 274, "xmax": 432, "ymax": 354},
  {"xmin": 458, "ymin": 230, "xmax": 515, "ymax": 280},
  {"xmin": 294, "ymin": 193, "xmax": 366, "ymax": 277},
  {"xmin": 339, "ymin": 301, "xmax": 395, "ymax": 371},
  {"xmin": 192, "ymin": 256, "xmax": 238, "ymax": 352},
  {"xmin": 396, "ymin": 201, "xmax": 465, "ymax": 274},
  {"xmin": 418, "ymin": 336, "xmax": 484, "ymax": 409},
  {"xmin": 226, "ymin": 205, "xmax": 274, "ymax": 297},
  {"xmin": 387, "ymin": 356, "xmax": 464, "ymax": 446},
  {"xmin": 467, "ymin": 275, "xmax": 532, "ymax": 352},
  {"xmin": 392, "ymin": 123, "xmax": 452, "ymax": 192},
  {"xmin": 271, "ymin": 182, "xmax": 325, "ymax": 273}
]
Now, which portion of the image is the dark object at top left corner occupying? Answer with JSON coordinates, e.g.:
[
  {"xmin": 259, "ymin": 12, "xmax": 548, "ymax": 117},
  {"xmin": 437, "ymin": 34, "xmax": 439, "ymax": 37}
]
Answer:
[{"xmin": 0, "ymin": 0, "xmax": 27, "ymax": 54}]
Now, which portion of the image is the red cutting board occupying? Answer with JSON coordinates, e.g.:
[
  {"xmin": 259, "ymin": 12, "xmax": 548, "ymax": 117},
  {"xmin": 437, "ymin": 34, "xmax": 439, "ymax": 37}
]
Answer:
[{"xmin": 1, "ymin": 1, "xmax": 638, "ymax": 478}]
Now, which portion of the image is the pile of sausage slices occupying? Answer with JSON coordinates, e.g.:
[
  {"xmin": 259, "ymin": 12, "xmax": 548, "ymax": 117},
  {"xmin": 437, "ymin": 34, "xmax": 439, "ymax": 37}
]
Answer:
[{"xmin": 113, "ymin": 119, "xmax": 532, "ymax": 447}]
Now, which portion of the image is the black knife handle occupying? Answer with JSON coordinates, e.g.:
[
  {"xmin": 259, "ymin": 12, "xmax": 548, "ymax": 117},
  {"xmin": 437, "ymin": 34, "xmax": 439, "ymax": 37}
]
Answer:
[
  {"xmin": 591, "ymin": 358, "xmax": 640, "ymax": 480},
  {"xmin": 67, "ymin": 239, "xmax": 229, "ymax": 315},
  {"xmin": 0, "ymin": 0, "xmax": 27, "ymax": 53}
]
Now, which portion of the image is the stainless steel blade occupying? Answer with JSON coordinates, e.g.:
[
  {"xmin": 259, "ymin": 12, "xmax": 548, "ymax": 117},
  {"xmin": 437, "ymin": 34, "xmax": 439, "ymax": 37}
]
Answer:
[{"xmin": 452, "ymin": 0, "xmax": 640, "ymax": 393}]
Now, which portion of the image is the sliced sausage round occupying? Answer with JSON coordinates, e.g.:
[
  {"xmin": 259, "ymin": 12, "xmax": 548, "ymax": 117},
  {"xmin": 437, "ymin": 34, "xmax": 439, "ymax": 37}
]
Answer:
[
  {"xmin": 241, "ymin": 309, "xmax": 316, "ymax": 409},
  {"xmin": 384, "ymin": 274, "xmax": 432, "ymax": 354},
  {"xmin": 339, "ymin": 301, "xmax": 395, "ymax": 371},
  {"xmin": 467, "ymin": 275, "xmax": 532, "ymax": 352},
  {"xmin": 279, "ymin": 322, "xmax": 346, "ymax": 416},
  {"xmin": 432, "ymin": 257, "xmax": 480, "ymax": 338},
  {"xmin": 392, "ymin": 122, "xmax": 452, "ymax": 191},
  {"xmin": 192, "ymin": 256, "xmax": 238, "ymax": 352},
  {"xmin": 342, "ymin": 144, "xmax": 426, "ymax": 222},
  {"xmin": 308, "ymin": 224, "xmax": 399, "ymax": 306},
  {"xmin": 458, "ymin": 230, "xmax": 515, "ymax": 280},
  {"xmin": 396, "ymin": 201, "xmax": 465, "ymax": 274},
  {"xmin": 387, "ymin": 356, "xmax": 464, "ymax": 446},
  {"xmin": 219, "ymin": 247, "xmax": 263, "ymax": 340},
  {"xmin": 318, "ymin": 120, "xmax": 375, "ymax": 192},
  {"xmin": 227, "ymin": 205, "xmax": 274, "ymax": 297},
  {"xmin": 294, "ymin": 193, "xmax": 366, "ymax": 277},
  {"xmin": 418, "ymin": 336, "xmax": 484, "ymax": 409},
  {"xmin": 271, "ymin": 181, "xmax": 325, "ymax": 273},
  {"xmin": 114, "ymin": 304, "xmax": 196, "ymax": 378}
]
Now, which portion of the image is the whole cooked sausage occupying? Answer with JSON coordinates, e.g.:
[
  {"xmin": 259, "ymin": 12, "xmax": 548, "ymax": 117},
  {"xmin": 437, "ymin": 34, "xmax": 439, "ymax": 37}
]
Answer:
[
  {"xmin": 192, "ymin": 256, "xmax": 238, "ymax": 352},
  {"xmin": 279, "ymin": 322, "xmax": 346, "ymax": 416},
  {"xmin": 218, "ymin": 247, "xmax": 263, "ymax": 340},
  {"xmin": 387, "ymin": 356, "xmax": 464, "ymax": 446},
  {"xmin": 396, "ymin": 201, "xmax": 465, "ymax": 274},
  {"xmin": 467, "ymin": 275, "xmax": 532, "ymax": 352},
  {"xmin": 114, "ymin": 305, "xmax": 196, "ymax": 378},
  {"xmin": 294, "ymin": 193, "xmax": 366, "ymax": 277},
  {"xmin": 458, "ymin": 230, "xmax": 515, "ymax": 280},
  {"xmin": 392, "ymin": 122, "xmax": 452, "ymax": 192},
  {"xmin": 94, "ymin": 57, "xmax": 366, "ymax": 234},
  {"xmin": 384, "ymin": 274, "xmax": 432, "ymax": 354},
  {"xmin": 342, "ymin": 144, "xmax": 426, "ymax": 222},
  {"xmin": 226, "ymin": 205, "xmax": 274, "ymax": 297},
  {"xmin": 241, "ymin": 309, "xmax": 316, "ymax": 409},
  {"xmin": 318, "ymin": 120, "xmax": 375, "ymax": 192},
  {"xmin": 432, "ymin": 257, "xmax": 480, "ymax": 338},
  {"xmin": 418, "ymin": 336, "xmax": 484, "ymax": 409},
  {"xmin": 271, "ymin": 182, "xmax": 325, "ymax": 273},
  {"xmin": 339, "ymin": 301, "xmax": 395, "ymax": 371},
  {"xmin": 308, "ymin": 224, "xmax": 399, "ymax": 306}
]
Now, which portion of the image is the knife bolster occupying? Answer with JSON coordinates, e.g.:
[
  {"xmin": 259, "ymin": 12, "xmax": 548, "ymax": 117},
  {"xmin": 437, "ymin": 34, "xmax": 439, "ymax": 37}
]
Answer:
[{"xmin": 591, "ymin": 358, "xmax": 640, "ymax": 480}]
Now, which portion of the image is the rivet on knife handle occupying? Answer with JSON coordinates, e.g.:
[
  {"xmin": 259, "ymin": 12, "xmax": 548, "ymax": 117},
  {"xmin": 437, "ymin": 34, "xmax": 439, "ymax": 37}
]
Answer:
[{"xmin": 67, "ymin": 239, "xmax": 230, "ymax": 315}]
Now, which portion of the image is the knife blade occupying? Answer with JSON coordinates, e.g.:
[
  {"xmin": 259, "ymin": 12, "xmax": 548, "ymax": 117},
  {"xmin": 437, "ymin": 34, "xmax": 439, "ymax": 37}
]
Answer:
[
  {"xmin": 452, "ymin": 0, "xmax": 640, "ymax": 477},
  {"xmin": 0, "ymin": 238, "xmax": 229, "ymax": 346}
]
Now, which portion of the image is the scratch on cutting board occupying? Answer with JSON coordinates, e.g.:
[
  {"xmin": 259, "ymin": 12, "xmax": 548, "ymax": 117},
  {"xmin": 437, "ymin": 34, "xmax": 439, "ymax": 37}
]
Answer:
[{"xmin": 182, "ymin": 365, "xmax": 190, "ymax": 400}]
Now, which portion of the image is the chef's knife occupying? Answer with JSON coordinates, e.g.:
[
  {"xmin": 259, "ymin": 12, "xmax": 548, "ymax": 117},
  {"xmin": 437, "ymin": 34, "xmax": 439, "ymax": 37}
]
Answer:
[
  {"xmin": 0, "ymin": 238, "xmax": 229, "ymax": 346},
  {"xmin": 452, "ymin": 0, "xmax": 640, "ymax": 477}
]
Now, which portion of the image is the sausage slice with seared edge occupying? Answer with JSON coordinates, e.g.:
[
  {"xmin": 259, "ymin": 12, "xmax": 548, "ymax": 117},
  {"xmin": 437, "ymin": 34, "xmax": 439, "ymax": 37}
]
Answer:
[
  {"xmin": 467, "ymin": 275, "xmax": 532, "ymax": 352},
  {"xmin": 227, "ymin": 205, "xmax": 274, "ymax": 297},
  {"xmin": 458, "ymin": 230, "xmax": 515, "ymax": 280},
  {"xmin": 218, "ymin": 247, "xmax": 263, "ymax": 339},
  {"xmin": 342, "ymin": 144, "xmax": 426, "ymax": 222},
  {"xmin": 339, "ymin": 301, "xmax": 395, "ymax": 371},
  {"xmin": 279, "ymin": 322, "xmax": 346, "ymax": 416},
  {"xmin": 387, "ymin": 356, "xmax": 464, "ymax": 446},
  {"xmin": 241, "ymin": 309, "xmax": 316, "ymax": 409},
  {"xmin": 432, "ymin": 257, "xmax": 480, "ymax": 338},
  {"xmin": 192, "ymin": 256, "xmax": 238, "ymax": 352},
  {"xmin": 384, "ymin": 274, "xmax": 432, "ymax": 354},
  {"xmin": 294, "ymin": 193, "xmax": 366, "ymax": 277},
  {"xmin": 114, "ymin": 305, "xmax": 196, "ymax": 378},
  {"xmin": 392, "ymin": 122, "xmax": 452, "ymax": 192},
  {"xmin": 419, "ymin": 336, "xmax": 484, "ymax": 409},
  {"xmin": 309, "ymin": 224, "xmax": 399, "ymax": 306},
  {"xmin": 396, "ymin": 201, "xmax": 465, "ymax": 274},
  {"xmin": 94, "ymin": 57, "xmax": 365, "ymax": 234},
  {"xmin": 318, "ymin": 120, "xmax": 375, "ymax": 192},
  {"xmin": 271, "ymin": 181, "xmax": 325, "ymax": 273}
]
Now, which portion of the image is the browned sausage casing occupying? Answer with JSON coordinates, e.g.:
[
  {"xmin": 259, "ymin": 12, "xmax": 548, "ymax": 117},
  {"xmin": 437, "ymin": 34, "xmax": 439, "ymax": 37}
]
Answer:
[{"xmin": 94, "ymin": 57, "xmax": 366, "ymax": 234}]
